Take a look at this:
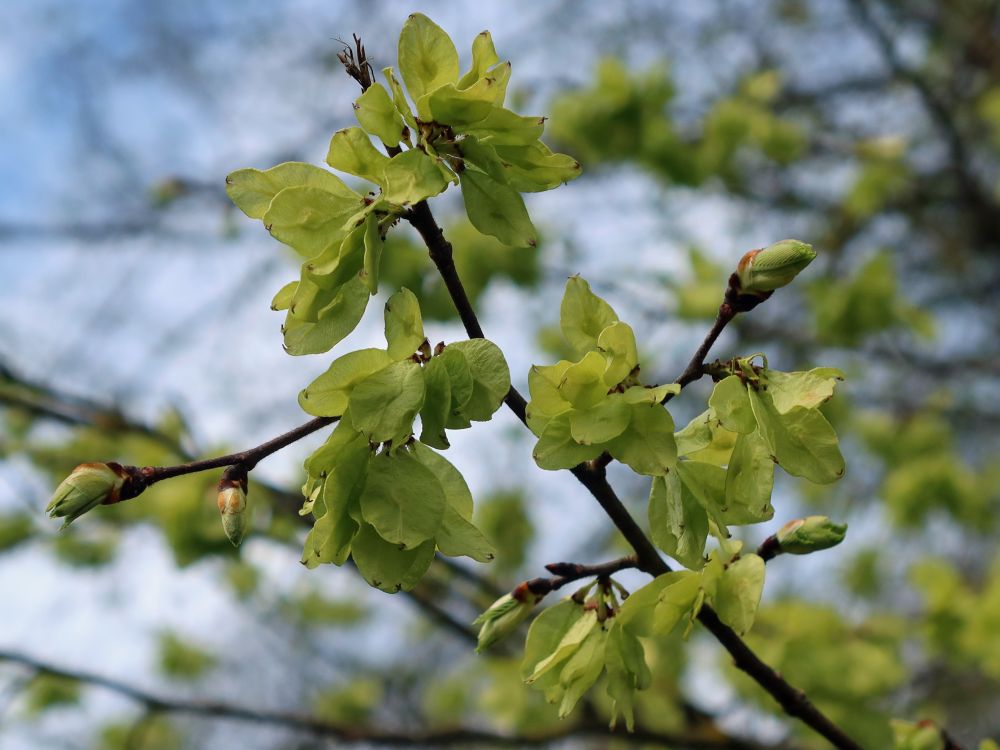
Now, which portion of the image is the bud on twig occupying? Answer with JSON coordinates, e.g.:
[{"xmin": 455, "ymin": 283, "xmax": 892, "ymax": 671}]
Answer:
[
  {"xmin": 736, "ymin": 239, "xmax": 816, "ymax": 297},
  {"xmin": 776, "ymin": 516, "xmax": 847, "ymax": 555},
  {"xmin": 217, "ymin": 470, "xmax": 250, "ymax": 548},
  {"xmin": 473, "ymin": 582, "xmax": 544, "ymax": 653},
  {"xmin": 46, "ymin": 462, "xmax": 131, "ymax": 529}
]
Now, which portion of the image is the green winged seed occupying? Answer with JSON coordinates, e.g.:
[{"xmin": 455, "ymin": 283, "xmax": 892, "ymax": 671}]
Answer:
[
  {"xmin": 708, "ymin": 376, "xmax": 756, "ymax": 434},
  {"xmin": 747, "ymin": 387, "xmax": 846, "ymax": 484},
  {"xmin": 263, "ymin": 185, "xmax": 364, "ymax": 259},
  {"xmin": 714, "ymin": 553, "xmax": 765, "ymax": 636},
  {"xmin": 351, "ymin": 524, "xmax": 435, "ymax": 593},
  {"xmin": 736, "ymin": 239, "xmax": 816, "ymax": 296},
  {"xmin": 325, "ymin": 127, "xmax": 390, "ymax": 184},
  {"xmin": 381, "ymin": 148, "xmax": 451, "ymax": 206},
  {"xmin": 282, "ymin": 274, "xmax": 370, "ymax": 356},
  {"xmin": 559, "ymin": 277, "xmax": 619, "ymax": 357},
  {"xmin": 417, "ymin": 358, "xmax": 451, "ymax": 448},
  {"xmin": 458, "ymin": 30, "xmax": 500, "ymax": 90},
  {"xmin": 445, "ymin": 339, "xmax": 510, "ymax": 422},
  {"xmin": 362, "ymin": 213, "xmax": 383, "ymax": 294},
  {"xmin": 349, "ymin": 359, "xmax": 426, "ymax": 444},
  {"xmin": 382, "ymin": 66, "xmax": 417, "ymax": 129},
  {"xmin": 226, "ymin": 161, "xmax": 360, "ymax": 220},
  {"xmin": 492, "ymin": 142, "xmax": 582, "ymax": 193},
  {"xmin": 360, "ymin": 450, "xmax": 445, "ymax": 549},
  {"xmin": 460, "ymin": 168, "xmax": 538, "ymax": 247},
  {"xmin": 299, "ymin": 348, "xmax": 394, "ymax": 418},
  {"xmin": 354, "ymin": 83, "xmax": 406, "ymax": 147},
  {"xmin": 397, "ymin": 13, "xmax": 459, "ymax": 118},
  {"xmin": 384, "ymin": 288, "xmax": 425, "ymax": 360},
  {"xmin": 649, "ymin": 473, "xmax": 709, "ymax": 570},
  {"xmin": 605, "ymin": 403, "xmax": 677, "ymax": 476},
  {"xmin": 722, "ymin": 430, "xmax": 775, "ymax": 524}
]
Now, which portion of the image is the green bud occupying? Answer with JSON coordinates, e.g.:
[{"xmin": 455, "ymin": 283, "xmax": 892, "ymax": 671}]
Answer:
[
  {"xmin": 736, "ymin": 239, "xmax": 816, "ymax": 296},
  {"xmin": 473, "ymin": 583, "xmax": 543, "ymax": 653},
  {"xmin": 776, "ymin": 515, "xmax": 847, "ymax": 555},
  {"xmin": 217, "ymin": 476, "xmax": 250, "ymax": 548},
  {"xmin": 46, "ymin": 462, "xmax": 127, "ymax": 529}
]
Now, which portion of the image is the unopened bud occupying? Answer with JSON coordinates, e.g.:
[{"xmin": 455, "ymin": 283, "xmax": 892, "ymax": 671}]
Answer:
[
  {"xmin": 776, "ymin": 515, "xmax": 847, "ymax": 555},
  {"xmin": 473, "ymin": 583, "xmax": 543, "ymax": 653},
  {"xmin": 46, "ymin": 463, "xmax": 128, "ymax": 529},
  {"xmin": 217, "ymin": 475, "xmax": 250, "ymax": 548},
  {"xmin": 736, "ymin": 239, "xmax": 816, "ymax": 296}
]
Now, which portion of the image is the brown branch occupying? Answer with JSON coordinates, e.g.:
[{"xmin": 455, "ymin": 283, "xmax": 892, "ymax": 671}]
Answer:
[
  {"xmin": 405, "ymin": 201, "xmax": 864, "ymax": 749},
  {"xmin": 522, "ymin": 555, "xmax": 639, "ymax": 598},
  {"xmin": 138, "ymin": 416, "xmax": 337, "ymax": 484},
  {"xmin": 0, "ymin": 650, "xmax": 789, "ymax": 750}
]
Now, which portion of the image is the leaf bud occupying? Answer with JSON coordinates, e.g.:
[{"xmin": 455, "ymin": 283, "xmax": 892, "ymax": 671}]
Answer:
[
  {"xmin": 736, "ymin": 239, "xmax": 816, "ymax": 296},
  {"xmin": 473, "ymin": 582, "xmax": 544, "ymax": 653},
  {"xmin": 776, "ymin": 515, "xmax": 847, "ymax": 555},
  {"xmin": 217, "ymin": 474, "xmax": 250, "ymax": 548},
  {"xmin": 46, "ymin": 462, "xmax": 129, "ymax": 529}
]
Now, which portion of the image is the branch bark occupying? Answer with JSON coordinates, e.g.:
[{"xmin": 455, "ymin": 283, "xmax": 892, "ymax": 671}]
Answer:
[
  {"xmin": 0, "ymin": 650, "xmax": 789, "ymax": 750},
  {"xmin": 406, "ymin": 201, "xmax": 865, "ymax": 750}
]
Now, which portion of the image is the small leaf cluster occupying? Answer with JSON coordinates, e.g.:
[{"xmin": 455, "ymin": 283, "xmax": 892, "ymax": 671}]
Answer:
[
  {"xmin": 520, "ymin": 580, "xmax": 646, "ymax": 729},
  {"xmin": 297, "ymin": 289, "xmax": 508, "ymax": 592},
  {"xmin": 225, "ymin": 13, "xmax": 580, "ymax": 356},
  {"xmin": 649, "ymin": 358, "xmax": 845, "ymax": 570},
  {"xmin": 527, "ymin": 277, "xmax": 680, "ymax": 474}
]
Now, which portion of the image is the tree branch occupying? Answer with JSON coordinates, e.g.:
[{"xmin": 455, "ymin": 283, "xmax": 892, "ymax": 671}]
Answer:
[
  {"xmin": 0, "ymin": 650, "xmax": 789, "ymax": 750},
  {"xmin": 406, "ymin": 201, "xmax": 864, "ymax": 749}
]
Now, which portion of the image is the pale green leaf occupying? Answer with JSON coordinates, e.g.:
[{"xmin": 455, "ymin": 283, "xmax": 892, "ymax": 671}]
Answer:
[
  {"xmin": 723, "ymin": 430, "xmax": 775, "ymax": 524},
  {"xmin": 282, "ymin": 275, "xmax": 370, "ymax": 355},
  {"xmin": 398, "ymin": 13, "xmax": 459, "ymax": 118},
  {"xmin": 528, "ymin": 609, "xmax": 597, "ymax": 682},
  {"xmin": 299, "ymin": 348, "xmax": 393, "ymax": 417},
  {"xmin": 714, "ymin": 553, "xmax": 765, "ymax": 636},
  {"xmin": 384, "ymin": 288, "xmax": 425, "ymax": 360},
  {"xmin": 325, "ymin": 127, "xmax": 390, "ymax": 184},
  {"xmin": 559, "ymin": 276, "xmax": 618, "ymax": 357},
  {"xmin": 597, "ymin": 321, "xmax": 638, "ymax": 386},
  {"xmin": 349, "ymin": 360, "xmax": 426, "ymax": 444},
  {"xmin": 606, "ymin": 403, "xmax": 677, "ymax": 476},
  {"xmin": 351, "ymin": 524, "xmax": 435, "ymax": 593},
  {"xmin": 419, "ymin": 357, "xmax": 451, "ymax": 449},
  {"xmin": 748, "ymin": 388, "xmax": 846, "ymax": 484},
  {"xmin": 765, "ymin": 367, "xmax": 845, "ymax": 414},
  {"xmin": 226, "ymin": 162, "xmax": 359, "ymax": 219},
  {"xmin": 558, "ymin": 351, "xmax": 610, "ymax": 409},
  {"xmin": 675, "ymin": 409, "xmax": 713, "ymax": 456},
  {"xmin": 708, "ymin": 376, "xmax": 756, "ymax": 434},
  {"xmin": 674, "ymin": 461, "xmax": 729, "ymax": 531},
  {"xmin": 493, "ymin": 141, "xmax": 582, "ymax": 192},
  {"xmin": 458, "ymin": 30, "xmax": 500, "ymax": 89},
  {"xmin": 362, "ymin": 213, "xmax": 383, "ymax": 293},
  {"xmin": 652, "ymin": 572, "xmax": 701, "ymax": 635},
  {"xmin": 557, "ymin": 629, "xmax": 606, "ymax": 717},
  {"xmin": 533, "ymin": 412, "xmax": 603, "ymax": 470},
  {"xmin": 354, "ymin": 83, "xmax": 406, "ymax": 147},
  {"xmin": 263, "ymin": 185, "xmax": 363, "ymax": 258},
  {"xmin": 360, "ymin": 449, "xmax": 445, "ymax": 548},
  {"xmin": 649, "ymin": 473, "xmax": 709, "ymax": 570},
  {"xmin": 446, "ymin": 339, "xmax": 510, "ymax": 421},
  {"xmin": 382, "ymin": 66, "xmax": 417, "ymax": 129},
  {"xmin": 270, "ymin": 281, "xmax": 297, "ymax": 312},
  {"xmin": 569, "ymin": 396, "xmax": 630, "ymax": 445},
  {"xmin": 622, "ymin": 384, "xmax": 681, "ymax": 405},
  {"xmin": 464, "ymin": 107, "xmax": 546, "ymax": 145},
  {"xmin": 460, "ymin": 168, "xmax": 538, "ymax": 247},
  {"xmin": 521, "ymin": 600, "xmax": 582, "ymax": 681},
  {"xmin": 381, "ymin": 149, "xmax": 451, "ymax": 205},
  {"xmin": 526, "ymin": 360, "xmax": 573, "ymax": 434}
]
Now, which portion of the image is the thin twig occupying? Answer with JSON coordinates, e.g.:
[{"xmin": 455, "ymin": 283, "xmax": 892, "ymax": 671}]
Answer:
[
  {"xmin": 0, "ymin": 650, "xmax": 787, "ymax": 750},
  {"xmin": 405, "ymin": 199, "xmax": 864, "ymax": 750}
]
